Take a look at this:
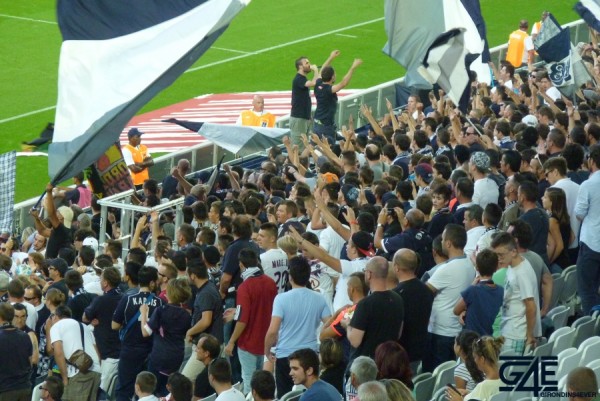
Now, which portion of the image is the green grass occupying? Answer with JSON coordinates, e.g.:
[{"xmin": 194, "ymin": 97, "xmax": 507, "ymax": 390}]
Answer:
[{"xmin": 0, "ymin": 0, "xmax": 579, "ymax": 202}]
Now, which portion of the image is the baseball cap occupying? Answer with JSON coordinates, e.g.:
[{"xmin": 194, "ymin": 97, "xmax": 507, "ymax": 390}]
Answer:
[
  {"xmin": 522, "ymin": 115, "xmax": 538, "ymax": 128},
  {"xmin": 414, "ymin": 163, "xmax": 433, "ymax": 184},
  {"xmin": 57, "ymin": 206, "xmax": 74, "ymax": 229},
  {"xmin": 341, "ymin": 184, "xmax": 360, "ymax": 204},
  {"xmin": 470, "ymin": 151, "xmax": 491, "ymax": 172},
  {"xmin": 128, "ymin": 128, "xmax": 143, "ymax": 138},
  {"xmin": 351, "ymin": 231, "xmax": 376, "ymax": 257},
  {"xmin": 82, "ymin": 237, "xmax": 99, "ymax": 253}
]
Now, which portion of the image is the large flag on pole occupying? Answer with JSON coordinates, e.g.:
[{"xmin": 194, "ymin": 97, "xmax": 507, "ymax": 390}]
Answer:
[
  {"xmin": 534, "ymin": 13, "xmax": 590, "ymax": 98},
  {"xmin": 164, "ymin": 119, "xmax": 290, "ymax": 155},
  {"xmin": 383, "ymin": 0, "xmax": 490, "ymax": 112},
  {"xmin": 48, "ymin": 0, "xmax": 250, "ymax": 185},
  {"xmin": 575, "ymin": 0, "xmax": 600, "ymax": 32},
  {"xmin": 0, "ymin": 152, "xmax": 17, "ymax": 234}
]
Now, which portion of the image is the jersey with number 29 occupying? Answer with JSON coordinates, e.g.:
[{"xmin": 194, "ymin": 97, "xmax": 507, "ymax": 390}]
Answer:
[{"xmin": 260, "ymin": 248, "xmax": 289, "ymax": 293}]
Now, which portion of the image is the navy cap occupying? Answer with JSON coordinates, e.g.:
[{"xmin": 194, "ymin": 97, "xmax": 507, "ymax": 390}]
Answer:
[{"xmin": 128, "ymin": 128, "xmax": 143, "ymax": 138}]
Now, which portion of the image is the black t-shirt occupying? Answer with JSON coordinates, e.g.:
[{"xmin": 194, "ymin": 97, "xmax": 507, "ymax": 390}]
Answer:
[
  {"xmin": 194, "ymin": 366, "xmax": 215, "ymax": 398},
  {"xmin": 192, "ymin": 281, "xmax": 223, "ymax": 343},
  {"xmin": 519, "ymin": 208, "xmax": 549, "ymax": 264},
  {"xmin": 291, "ymin": 73, "xmax": 311, "ymax": 119},
  {"xmin": 349, "ymin": 290, "xmax": 404, "ymax": 360},
  {"xmin": 314, "ymin": 78, "xmax": 338, "ymax": 126},
  {"xmin": 84, "ymin": 288, "xmax": 123, "ymax": 359},
  {"xmin": 46, "ymin": 223, "xmax": 73, "ymax": 259},
  {"xmin": 221, "ymin": 238, "xmax": 260, "ymax": 291},
  {"xmin": 161, "ymin": 175, "xmax": 179, "ymax": 200},
  {"xmin": 395, "ymin": 278, "xmax": 434, "ymax": 362},
  {"xmin": 112, "ymin": 290, "xmax": 163, "ymax": 350},
  {"xmin": 0, "ymin": 326, "xmax": 32, "ymax": 392},
  {"xmin": 35, "ymin": 305, "xmax": 51, "ymax": 341},
  {"xmin": 67, "ymin": 290, "xmax": 97, "ymax": 322},
  {"xmin": 320, "ymin": 362, "xmax": 345, "ymax": 395}
]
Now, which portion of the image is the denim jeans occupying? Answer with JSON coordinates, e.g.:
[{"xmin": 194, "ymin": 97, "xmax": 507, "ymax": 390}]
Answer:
[
  {"xmin": 238, "ymin": 348, "xmax": 263, "ymax": 394},
  {"xmin": 577, "ymin": 242, "xmax": 600, "ymax": 315}
]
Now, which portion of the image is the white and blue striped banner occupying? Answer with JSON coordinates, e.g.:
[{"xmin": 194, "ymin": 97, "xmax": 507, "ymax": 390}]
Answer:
[{"xmin": 49, "ymin": 0, "xmax": 250, "ymax": 185}]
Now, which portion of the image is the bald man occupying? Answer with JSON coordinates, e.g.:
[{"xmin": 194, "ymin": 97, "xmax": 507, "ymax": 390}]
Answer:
[
  {"xmin": 237, "ymin": 95, "xmax": 276, "ymax": 127},
  {"xmin": 343, "ymin": 256, "xmax": 404, "ymax": 362},
  {"xmin": 393, "ymin": 249, "xmax": 434, "ymax": 370}
]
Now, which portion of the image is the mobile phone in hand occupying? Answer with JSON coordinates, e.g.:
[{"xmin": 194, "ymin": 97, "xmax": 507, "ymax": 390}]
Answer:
[{"xmin": 447, "ymin": 383, "xmax": 461, "ymax": 395}]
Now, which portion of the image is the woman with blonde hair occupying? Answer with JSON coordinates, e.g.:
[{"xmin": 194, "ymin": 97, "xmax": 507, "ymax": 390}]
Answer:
[
  {"xmin": 446, "ymin": 336, "xmax": 505, "ymax": 401},
  {"xmin": 381, "ymin": 378, "xmax": 415, "ymax": 401}
]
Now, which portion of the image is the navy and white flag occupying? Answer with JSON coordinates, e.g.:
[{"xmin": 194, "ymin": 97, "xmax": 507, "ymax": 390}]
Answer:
[
  {"xmin": 383, "ymin": 0, "xmax": 489, "ymax": 110},
  {"xmin": 164, "ymin": 119, "xmax": 290, "ymax": 155},
  {"xmin": 419, "ymin": 29, "xmax": 480, "ymax": 112},
  {"xmin": 534, "ymin": 13, "xmax": 590, "ymax": 94},
  {"xmin": 575, "ymin": 0, "xmax": 600, "ymax": 33},
  {"xmin": 48, "ymin": 0, "xmax": 250, "ymax": 185},
  {"xmin": 0, "ymin": 152, "xmax": 17, "ymax": 234}
]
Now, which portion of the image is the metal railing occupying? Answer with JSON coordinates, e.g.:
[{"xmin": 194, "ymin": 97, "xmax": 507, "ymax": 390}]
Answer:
[{"xmin": 12, "ymin": 19, "xmax": 589, "ymax": 233}]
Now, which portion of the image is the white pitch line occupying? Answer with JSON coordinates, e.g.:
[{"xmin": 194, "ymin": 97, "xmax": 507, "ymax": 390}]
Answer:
[
  {"xmin": 0, "ymin": 13, "xmax": 56, "ymax": 25},
  {"xmin": 212, "ymin": 46, "xmax": 253, "ymax": 54},
  {"xmin": 0, "ymin": 106, "xmax": 56, "ymax": 124},
  {"xmin": 186, "ymin": 17, "xmax": 383, "ymax": 72},
  {"xmin": 335, "ymin": 33, "xmax": 358, "ymax": 38},
  {"xmin": 0, "ymin": 17, "xmax": 384, "ymax": 124}
]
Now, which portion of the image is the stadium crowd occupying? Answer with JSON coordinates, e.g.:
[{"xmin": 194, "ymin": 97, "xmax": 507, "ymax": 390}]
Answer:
[{"xmin": 3, "ymin": 16, "xmax": 600, "ymax": 401}]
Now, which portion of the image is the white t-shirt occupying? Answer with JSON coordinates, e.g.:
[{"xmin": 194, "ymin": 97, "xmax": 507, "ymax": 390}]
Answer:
[
  {"xmin": 476, "ymin": 228, "xmax": 499, "ymax": 253},
  {"xmin": 310, "ymin": 262, "xmax": 334, "ymax": 314},
  {"xmin": 473, "ymin": 177, "xmax": 499, "ymax": 209},
  {"xmin": 501, "ymin": 258, "xmax": 542, "ymax": 340},
  {"xmin": 215, "ymin": 387, "xmax": 245, "ymax": 401},
  {"xmin": 465, "ymin": 226, "xmax": 486, "ymax": 259},
  {"xmin": 428, "ymin": 256, "xmax": 476, "ymax": 337},
  {"xmin": 545, "ymin": 86, "xmax": 562, "ymax": 103},
  {"xmin": 333, "ymin": 258, "xmax": 369, "ymax": 311},
  {"xmin": 319, "ymin": 225, "xmax": 347, "ymax": 260},
  {"xmin": 465, "ymin": 379, "xmax": 502, "ymax": 401},
  {"xmin": 50, "ymin": 318, "xmax": 101, "ymax": 377},
  {"xmin": 84, "ymin": 280, "xmax": 103, "ymax": 296},
  {"xmin": 260, "ymin": 248, "xmax": 289, "ymax": 294}
]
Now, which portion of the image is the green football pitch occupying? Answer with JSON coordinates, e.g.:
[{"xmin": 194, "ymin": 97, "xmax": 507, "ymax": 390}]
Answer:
[{"xmin": 0, "ymin": 0, "xmax": 579, "ymax": 202}]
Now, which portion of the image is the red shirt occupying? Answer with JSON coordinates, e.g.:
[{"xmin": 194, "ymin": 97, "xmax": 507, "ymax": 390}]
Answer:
[{"xmin": 237, "ymin": 273, "xmax": 278, "ymax": 355}]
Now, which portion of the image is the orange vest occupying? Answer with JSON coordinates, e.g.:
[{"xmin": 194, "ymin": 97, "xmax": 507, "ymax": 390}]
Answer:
[
  {"xmin": 506, "ymin": 29, "xmax": 528, "ymax": 68},
  {"xmin": 124, "ymin": 144, "xmax": 150, "ymax": 185},
  {"xmin": 240, "ymin": 110, "xmax": 276, "ymax": 127}
]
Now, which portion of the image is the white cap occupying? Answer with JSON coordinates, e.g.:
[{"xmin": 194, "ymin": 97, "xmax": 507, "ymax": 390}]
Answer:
[
  {"xmin": 522, "ymin": 114, "xmax": 538, "ymax": 128},
  {"xmin": 82, "ymin": 237, "xmax": 99, "ymax": 253}
]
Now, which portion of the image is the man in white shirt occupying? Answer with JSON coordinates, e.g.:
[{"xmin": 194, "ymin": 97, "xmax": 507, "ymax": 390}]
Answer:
[
  {"xmin": 424, "ymin": 224, "xmax": 475, "ymax": 372},
  {"xmin": 463, "ymin": 205, "xmax": 486, "ymax": 259},
  {"xmin": 538, "ymin": 72, "xmax": 562, "ymax": 103},
  {"xmin": 257, "ymin": 223, "xmax": 289, "ymax": 293},
  {"xmin": 492, "ymin": 232, "xmax": 541, "ymax": 354},
  {"xmin": 469, "ymin": 152, "xmax": 499, "ymax": 209},
  {"xmin": 134, "ymin": 371, "xmax": 160, "ymax": 401},
  {"xmin": 8, "ymin": 280, "xmax": 37, "ymax": 330},
  {"xmin": 209, "ymin": 358, "xmax": 246, "ymax": 401}
]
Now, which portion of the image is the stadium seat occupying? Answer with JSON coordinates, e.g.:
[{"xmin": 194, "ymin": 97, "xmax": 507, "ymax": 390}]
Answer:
[
  {"xmin": 587, "ymin": 359, "xmax": 600, "ymax": 384},
  {"xmin": 533, "ymin": 340, "xmax": 554, "ymax": 357},
  {"xmin": 413, "ymin": 374, "xmax": 436, "ymax": 401},
  {"xmin": 572, "ymin": 316, "xmax": 596, "ymax": 348},
  {"xmin": 559, "ymin": 271, "xmax": 579, "ymax": 312},
  {"xmin": 579, "ymin": 337, "xmax": 600, "ymax": 367},
  {"xmin": 547, "ymin": 305, "xmax": 570, "ymax": 330},
  {"xmin": 556, "ymin": 347, "xmax": 578, "ymax": 380},
  {"xmin": 432, "ymin": 360, "xmax": 457, "ymax": 394},
  {"xmin": 106, "ymin": 372, "xmax": 119, "ymax": 401},
  {"xmin": 489, "ymin": 392, "xmax": 508, "ymax": 401},
  {"xmin": 412, "ymin": 372, "xmax": 432, "ymax": 385},
  {"xmin": 279, "ymin": 390, "xmax": 304, "ymax": 401},
  {"xmin": 431, "ymin": 387, "xmax": 446, "ymax": 401},
  {"xmin": 550, "ymin": 327, "xmax": 576, "ymax": 355},
  {"xmin": 548, "ymin": 275, "xmax": 565, "ymax": 310}
]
